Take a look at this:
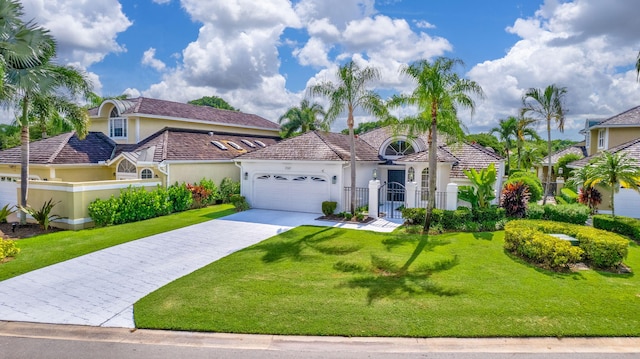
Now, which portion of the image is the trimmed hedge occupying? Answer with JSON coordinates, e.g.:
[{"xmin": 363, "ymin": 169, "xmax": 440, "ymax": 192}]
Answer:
[
  {"xmin": 401, "ymin": 206, "xmax": 506, "ymax": 232},
  {"xmin": 526, "ymin": 203, "xmax": 589, "ymax": 225},
  {"xmin": 505, "ymin": 220, "xmax": 629, "ymax": 269},
  {"xmin": 593, "ymin": 215, "xmax": 640, "ymax": 242}
]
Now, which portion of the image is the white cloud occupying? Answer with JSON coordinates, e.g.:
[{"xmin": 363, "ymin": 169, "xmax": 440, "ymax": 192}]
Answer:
[
  {"xmin": 414, "ymin": 20, "xmax": 435, "ymax": 29},
  {"xmin": 141, "ymin": 48, "xmax": 167, "ymax": 72}
]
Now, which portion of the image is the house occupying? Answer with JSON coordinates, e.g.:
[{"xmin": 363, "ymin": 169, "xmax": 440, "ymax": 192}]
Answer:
[
  {"xmin": 0, "ymin": 97, "xmax": 281, "ymax": 228},
  {"xmin": 236, "ymin": 127, "xmax": 505, "ymax": 216},
  {"xmin": 567, "ymin": 105, "xmax": 640, "ymax": 218},
  {"xmin": 536, "ymin": 142, "xmax": 587, "ymax": 194}
]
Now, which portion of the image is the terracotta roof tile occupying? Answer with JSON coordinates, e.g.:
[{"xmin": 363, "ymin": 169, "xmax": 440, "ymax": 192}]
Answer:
[{"xmin": 237, "ymin": 131, "xmax": 380, "ymax": 161}]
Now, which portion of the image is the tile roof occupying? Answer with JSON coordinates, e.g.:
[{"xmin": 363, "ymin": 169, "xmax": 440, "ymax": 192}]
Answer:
[
  {"xmin": 446, "ymin": 142, "xmax": 504, "ymax": 179},
  {"xmin": 540, "ymin": 143, "xmax": 587, "ymax": 165},
  {"xmin": 91, "ymin": 97, "xmax": 280, "ymax": 131},
  {"xmin": 0, "ymin": 132, "xmax": 115, "ymax": 165},
  {"xmin": 237, "ymin": 131, "xmax": 380, "ymax": 161},
  {"xmin": 113, "ymin": 128, "xmax": 279, "ymax": 163},
  {"xmin": 358, "ymin": 126, "xmax": 428, "ymax": 151},
  {"xmin": 569, "ymin": 137, "xmax": 640, "ymax": 168},
  {"xmin": 592, "ymin": 105, "xmax": 640, "ymax": 128}
]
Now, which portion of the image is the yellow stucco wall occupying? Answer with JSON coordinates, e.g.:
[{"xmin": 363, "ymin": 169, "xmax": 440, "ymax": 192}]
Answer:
[
  {"xmin": 168, "ymin": 162, "xmax": 239, "ymax": 185},
  {"xmin": 606, "ymin": 128, "xmax": 640, "ymax": 149}
]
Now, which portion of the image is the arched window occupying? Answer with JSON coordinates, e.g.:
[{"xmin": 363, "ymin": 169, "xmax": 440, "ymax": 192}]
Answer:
[
  {"xmin": 384, "ymin": 140, "xmax": 415, "ymax": 157},
  {"xmin": 109, "ymin": 107, "xmax": 127, "ymax": 138},
  {"xmin": 421, "ymin": 168, "xmax": 429, "ymax": 190},
  {"xmin": 116, "ymin": 160, "xmax": 137, "ymax": 180},
  {"xmin": 140, "ymin": 168, "xmax": 153, "ymax": 179}
]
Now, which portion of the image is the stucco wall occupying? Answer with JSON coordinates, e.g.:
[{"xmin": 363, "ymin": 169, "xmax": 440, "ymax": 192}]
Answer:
[{"xmin": 167, "ymin": 162, "xmax": 239, "ymax": 186}]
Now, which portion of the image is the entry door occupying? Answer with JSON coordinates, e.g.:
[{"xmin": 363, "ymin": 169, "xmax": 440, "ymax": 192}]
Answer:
[{"xmin": 387, "ymin": 170, "xmax": 405, "ymax": 201}]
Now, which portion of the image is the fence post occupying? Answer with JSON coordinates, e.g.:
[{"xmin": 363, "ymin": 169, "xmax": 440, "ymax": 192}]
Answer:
[
  {"xmin": 406, "ymin": 182, "xmax": 417, "ymax": 208},
  {"xmin": 368, "ymin": 180, "xmax": 380, "ymax": 219},
  {"xmin": 446, "ymin": 183, "xmax": 458, "ymax": 211}
]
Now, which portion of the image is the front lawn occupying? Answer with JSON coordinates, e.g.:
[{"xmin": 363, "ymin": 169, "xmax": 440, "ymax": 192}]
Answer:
[
  {"xmin": 135, "ymin": 226, "xmax": 640, "ymax": 337},
  {"xmin": 0, "ymin": 204, "xmax": 235, "ymax": 281}
]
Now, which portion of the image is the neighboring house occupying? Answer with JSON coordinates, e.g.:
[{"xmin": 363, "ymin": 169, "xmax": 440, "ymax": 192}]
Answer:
[
  {"xmin": 0, "ymin": 97, "xmax": 280, "ymax": 228},
  {"xmin": 568, "ymin": 105, "xmax": 640, "ymax": 218},
  {"xmin": 536, "ymin": 142, "xmax": 587, "ymax": 193},
  {"xmin": 236, "ymin": 127, "xmax": 505, "ymax": 215}
]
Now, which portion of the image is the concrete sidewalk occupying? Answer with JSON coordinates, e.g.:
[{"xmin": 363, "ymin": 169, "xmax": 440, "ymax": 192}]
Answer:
[{"xmin": 0, "ymin": 210, "xmax": 400, "ymax": 328}]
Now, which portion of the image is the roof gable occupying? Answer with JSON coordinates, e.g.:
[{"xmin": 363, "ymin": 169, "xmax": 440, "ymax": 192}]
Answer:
[
  {"xmin": 593, "ymin": 105, "xmax": 640, "ymax": 128},
  {"xmin": 570, "ymin": 138, "xmax": 640, "ymax": 168}
]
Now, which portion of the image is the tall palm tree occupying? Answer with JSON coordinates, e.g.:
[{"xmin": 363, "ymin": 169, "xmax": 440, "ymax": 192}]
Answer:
[
  {"xmin": 521, "ymin": 84, "xmax": 567, "ymax": 205},
  {"xmin": 515, "ymin": 116, "xmax": 540, "ymax": 169},
  {"xmin": 392, "ymin": 57, "xmax": 484, "ymax": 232},
  {"xmin": 586, "ymin": 151, "xmax": 640, "ymax": 218},
  {"xmin": 490, "ymin": 117, "xmax": 517, "ymax": 175},
  {"xmin": 518, "ymin": 143, "xmax": 543, "ymax": 172},
  {"xmin": 636, "ymin": 51, "xmax": 640, "ymax": 82},
  {"xmin": 278, "ymin": 99, "xmax": 327, "ymax": 138},
  {"xmin": 309, "ymin": 61, "xmax": 385, "ymax": 214},
  {"xmin": 26, "ymin": 93, "xmax": 90, "ymax": 139}
]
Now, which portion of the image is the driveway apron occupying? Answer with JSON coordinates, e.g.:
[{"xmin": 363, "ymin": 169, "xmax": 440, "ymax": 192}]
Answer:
[{"xmin": 0, "ymin": 210, "xmax": 400, "ymax": 328}]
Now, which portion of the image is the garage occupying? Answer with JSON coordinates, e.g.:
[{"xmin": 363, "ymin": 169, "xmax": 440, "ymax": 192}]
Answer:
[
  {"xmin": 251, "ymin": 174, "xmax": 330, "ymax": 213},
  {"xmin": 0, "ymin": 176, "xmax": 19, "ymax": 208}
]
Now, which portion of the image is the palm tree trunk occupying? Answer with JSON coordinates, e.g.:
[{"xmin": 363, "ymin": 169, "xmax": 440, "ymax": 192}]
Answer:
[
  {"xmin": 19, "ymin": 97, "xmax": 30, "ymax": 224},
  {"xmin": 543, "ymin": 118, "xmax": 551, "ymax": 205},
  {"xmin": 423, "ymin": 105, "xmax": 438, "ymax": 233},
  {"xmin": 348, "ymin": 107, "xmax": 356, "ymax": 215},
  {"xmin": 611, "ymin": 187, "xmax": 616, "ymax": 218}
]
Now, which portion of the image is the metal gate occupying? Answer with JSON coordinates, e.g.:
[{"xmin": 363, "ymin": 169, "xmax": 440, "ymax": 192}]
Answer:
[{"xmin": 379, "ymin": 181, "xmax": 405, "ymax": 219}]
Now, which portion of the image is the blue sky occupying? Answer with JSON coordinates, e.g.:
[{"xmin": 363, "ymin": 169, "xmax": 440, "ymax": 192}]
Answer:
[{"xmin": 16, "ymin": 0, "xmax": 640, "ymax": 140}]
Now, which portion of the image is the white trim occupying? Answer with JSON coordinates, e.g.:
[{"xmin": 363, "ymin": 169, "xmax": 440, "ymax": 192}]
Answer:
[
  {"xmin": 28, "ymin": 181, "xmax": 161, "ymax": 193},
  {"xmin": 122, "ymin": 113, "xmax": 280, "ymax": 133}
]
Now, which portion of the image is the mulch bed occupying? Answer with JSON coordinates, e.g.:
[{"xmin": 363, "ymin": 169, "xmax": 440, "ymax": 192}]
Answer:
[
  {"xmin": 315, "ymin": 215, "xmax": 376, "ymax": 224},
  {"xmin": 0, "ymin": 222, "xmax": 62, "ymax": 240}
]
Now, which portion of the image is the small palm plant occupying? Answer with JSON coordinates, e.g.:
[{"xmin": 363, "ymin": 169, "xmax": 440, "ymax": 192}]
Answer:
[
  {"xmin": 586, "ymin": 151, "xmax": 640, "ymax": 218},
  {"xmin": 0, "ymin": 204, "xmax": 16, "ymax": 223},
  {"xmin": 19, "ymin": 199, "xmax": 65, "ymax": 230}
]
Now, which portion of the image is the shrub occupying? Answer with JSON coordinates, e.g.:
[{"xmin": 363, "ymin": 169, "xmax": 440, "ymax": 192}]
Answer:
[
  {"xmin": 501, "ymin": 181, "xmax": 530, "ymax": 218},
  {"xmin": 0, "ymin": 238, "xmax": 20, "ymax": 261},
  {"xmin": 505, "ymin": 220, "xmax": 629, "ymax": 269},
  {"xmin": 20, "ymin": 199, "xmax": 65, "ymax": 230},
  {"xmin": 472, "ymin": 206, "xmax": 505, "ymax": 222},
  {"xmin": 167, "ymin": 182, "xmax": 193, "ymax": 212},
  {"xmin": 505, "ymin": 172, "xmax": 542, "ymax": 202},
  {"xmin": 578, "ymin": 187, "xmax": 602, "ymax": 214},
  {"xmin": 526, "ymin": 203, "xmax": 544, "ymax": 219},
  {"xmin": 229, "ymin": 194, "xmax": 250, "ymax": 212},
  {"xmin": 322, "ymin": 201, "xmax": 337, "ymax": 216},
  {"xmin": 187, "ymin": 183, "xmax": 212, "ymax": 208},
  {"xmin": 196, "ymin": 178, "xmax": 220, "ymax": 205},
  {"xmin": 401, "ymin": 207, "xmax": 425, "ymax": 225},
  {"xmin": 88, "ymin": 195, "xmax": 119, "ymax": 227},
  {"xmin": 560, "ymin": 188, "xmax": 578, "ymax": 204},
  {"xmin": 88, "ymin": 185, "xmax": 173, "ymax": 227},
  {"xmin": 593, "ymin": 215, "xmax": 640, "ymax": 242},
  {"xmin": 0, "ymin": 204, "xmax": 15, "ymax": 223},
  {"xmin": 526, "ymin": 203, "xmax": 589, "ymax": 225},
  {"xmin": 219, "ymin": 177, "xmax": 240, "ymax": 203}
]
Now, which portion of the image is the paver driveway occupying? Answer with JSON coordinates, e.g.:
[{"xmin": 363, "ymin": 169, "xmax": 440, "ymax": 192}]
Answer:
[{"xmin": 0, "ymin": 210, "xmax": 399, "ymax": 328}]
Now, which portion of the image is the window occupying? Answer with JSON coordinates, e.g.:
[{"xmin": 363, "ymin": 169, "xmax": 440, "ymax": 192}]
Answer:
[
  {"xmin": 274, "ymin": 175, "xmax": 287, "ymax": 181},
  {"xmin": 384, "ymin": 140, "xmax": 415, "ymax": 157},
  {"xmin": 255, "ymin": 140, "xmax": 267, "ymax": 147},
  {"xmin": 421, "ymin": 168, "xmax": 429, "ymax": 191},
  {"xmin": 311, "ymin": 176, "xmax": 327, "ymax": 182},
  {"xmin": 597, "ymin": 129, "xmax": 606, "ymax": 149},
  {"xmin": 257, "ymin": 175, "xmax": 271, "ymax": 180},
  {"xmin": 109, "ymin": 108, "xmax": 127, "ymax": 139},
  {"xmin": 293, "ymin": 176, "xmax": 308, "ymax": 181},
  {"xmin": 140, "ymin": 169, "xmax": 153, "ymax": 179},
  {"xmin": 117, "ymin": 160, "xmax": 136, "ymax": 173}
]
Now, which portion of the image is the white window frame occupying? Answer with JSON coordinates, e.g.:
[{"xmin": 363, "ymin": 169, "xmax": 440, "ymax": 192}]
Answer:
[
  {"xmin": 597, "ymin": 128, "xmax": 606, "ymax": 149},
  {"xmin": 140, "ymin": 168, "xmax": 153, "ymax": 179},
  {"xmin": 109, "ymin": 117, "xmax": 128, "ymax": 139}
]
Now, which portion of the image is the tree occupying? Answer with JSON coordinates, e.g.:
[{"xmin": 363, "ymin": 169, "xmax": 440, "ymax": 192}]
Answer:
[
  {"xmin": 521, "ymin": 84, "xmax": 567, "ymax": 204},
  {"xmin": 490, "ymin": 117, "xmax": 517, "ymax": 175},
  {"xmin": 0, "ymin": 5, "xmax": 93, "ymax": 223},
  {"xmin": 86, "ymin": 92, "xmax": 128, "ymax": 108},
  {"xmin": 586, "ymin": 151, "xmax": 640, "ymax": 218},
  {"xmin": 391, "ymin": 57, "xmax": 484, "ymax": 232},
  {"xmin": 341, "ymin": 118, "xmax": 397, "ymax": 135},
  {"xmin": 188, "ymin": 95, "xmax": 238, "ymax": 111},
  {"xmin": 309, "ymin": 61, "xmax": 385, "ymax": 214},
  {"xmin": 465, "ymin": 133, "xmax": 504, "ymax": 156},
  {"xmin": 278, "ymin": 99, "xmax": 327, "ymax": 138},
  {"xmin": 26, "ymin": 93, "xmax": 90, "ymax": 139},
  {"xmin": 515, "ymin": 116, "xmax": 540, "ymax": 169},
  {"xmin": 554, "ymin": 153, "xmax": 582, "ymax": 182},
  {"xmin": 636, "ymin": 51, "xmax": 640, "ymax": 82}
]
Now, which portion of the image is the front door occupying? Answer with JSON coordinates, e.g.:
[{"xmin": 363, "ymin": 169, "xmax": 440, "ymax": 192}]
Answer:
[{"xmin": 387, "ymin": 170, "xmax": 405, "ymax": 201}]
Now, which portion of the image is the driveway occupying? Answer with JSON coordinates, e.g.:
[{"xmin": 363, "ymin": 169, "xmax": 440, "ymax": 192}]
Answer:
[{"xmin": 0, "ymin": 210, "xmax": 400, "ymax": 328}]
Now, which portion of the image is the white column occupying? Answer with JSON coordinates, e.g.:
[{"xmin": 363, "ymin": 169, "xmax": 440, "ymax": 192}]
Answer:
[
  {"xmin": 406, "ymin": 182, "xmax": 417, "ymax": 208},
  {"xmin": 368, "ymin": 180, "xmax": 380, "ymax": 219},
  {"xmin": 446, "ymin": 183, "xmax": 458, "ymax": 211}
]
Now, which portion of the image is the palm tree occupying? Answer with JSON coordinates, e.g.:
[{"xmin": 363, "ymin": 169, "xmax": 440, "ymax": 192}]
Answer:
[
  {"xmin": 278, "ymin": 99, "xmax": 327, "ymax": 138},
  {"xmin": 636, "ymin": 51, "xmax": 640, "ymax": 82},
  {"xmin": 26, "ymin": 93, "xmax": 90, "ymax": 139},
  {"xmin": 392, "ymin": 57, "xmax": 484, "ymax": 232},
  {"xmin": 515, "ymin": 116, "xmax": 540, "ymax": 170},
  {"xmin": 518, "ymin": 143, "xmax": 543, "ymax": 173},
  {"xmin": 309, "ymin": 61, "xmax": 385, "ymax": 214},
  {"xmin": 521, "ymin": 84, "xmax": 567, "ymax": 204},
  {"xmin": 490, "ymin": 117, "xmax": 517, "ymax": 175},
  {"xmin": 586, "ymin": 151, "xmax": 640, "ymax": 218}
]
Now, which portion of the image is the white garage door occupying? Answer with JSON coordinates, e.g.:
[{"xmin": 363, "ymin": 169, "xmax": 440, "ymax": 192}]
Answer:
[
  {"xmin": 614, "ymin": 188, "xmax": 640, "ymax": 219},
  {"xmin": 0, "ymin": 176, "xmax": 19, "ymax": 208},
  {"xmin": 251, "ymin": 174, "xmax": 330, "ymax": 213}
]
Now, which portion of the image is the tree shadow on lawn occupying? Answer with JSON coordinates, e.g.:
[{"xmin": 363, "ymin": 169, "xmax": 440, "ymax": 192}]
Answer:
[
  {"xmin": 248, "ymin": 227, "xmax": 360, "ymax": 263},
  {"xmin": 381, "ymin": 232, "xmax": 453, "ymax": 251},
  {"xmin": 503, "ymin": 250, "xmax": 587, "ymax": 280},
  {"xmin": 473, "ymin": 232, "xmax": 494, "ymax": 241},
  {"xmin": 337, "ymin": 235, "xmax": 463, "ymax": 304}
]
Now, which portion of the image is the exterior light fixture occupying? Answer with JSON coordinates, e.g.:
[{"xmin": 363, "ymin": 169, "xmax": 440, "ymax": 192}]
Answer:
[
  {"xmin": 244, "ymin": 172, "xmax": 248, "ymax": 180},
  {"xmin": 408, "ymin": 167, "xmax": 415, "ymax": 182},
  {"xmin": 332, "ymin": 175, "xmax": 337, "ymax": 184},
  {"xmin": 372, "ymin": 169, "xmax": 377, "ymax": 180}
]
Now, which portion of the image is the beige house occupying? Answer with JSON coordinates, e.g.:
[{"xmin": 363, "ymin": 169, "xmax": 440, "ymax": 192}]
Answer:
[{"xmin": 0, "ymin": 97, "xmax": 280, "ymax": 229}]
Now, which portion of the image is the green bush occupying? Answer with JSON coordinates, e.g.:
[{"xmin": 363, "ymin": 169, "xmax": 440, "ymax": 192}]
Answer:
[
  {"xmin": 501, "ymin": 181, "xmax": 530, "ymax": 218},
  {"xmin": 88, "ymin": 195, "xmax": 118, "ymax": 227},
  {"xmin": 505, "ymin": 220, "xmax": 629, "ymax": 269},
  {"xmin": 505, "ymin": 172, "xmax": 543, "ymax": 202},
  {"xmin": 401, "ymin": 206, "xmax": 502, "ymax": 232},
  {"xmin": 230, "ymin": 194, "xmax": 250, "ymax": 212},
  {"xmin": 560, "ymin": 188, "xmax": 578, "ymax": 204},
  {"xmin": 196, "ymin": 178, "xmax": 220, "ymax": 205},
  {"xmin": 219, "ymin": 177, "xmax": 240, "ymax": 203},
  {"xmin": 593, "ymin": 215, "xmax": 640, "ymax": 242},
  {"xmin": 526, "ymin": 203, "xmax": 589, "ymax": 225},
  {"xmin": 0, "ymin": 238, "xmax": 20, "ymax": 261},
  {"xmin": 401, "ymin": 207, "xmax": 425, "ymax": 225},
  {"xmin": 322, "ymin": 201, "xmax": 337, "ymax": 216},
  {"xmin": 472, "ymin": 206, "xmax": 505, "ymax": 222},
  {"xmin": 167, "ymin": 183, "xmax": 193, "ymax": 212}
]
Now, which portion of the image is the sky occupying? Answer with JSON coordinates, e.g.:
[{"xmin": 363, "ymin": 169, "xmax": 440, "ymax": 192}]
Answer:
[{"xmin": 14, "ymin": 0, "xmax": 640, "ymax": 141}]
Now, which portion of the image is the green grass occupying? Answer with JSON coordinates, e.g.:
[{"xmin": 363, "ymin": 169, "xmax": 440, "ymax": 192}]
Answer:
[
  {"xmin": 135, "ymin": 226, "xmax": 640, "ymax": 337},
  {"xmin": 0, "ymin": 204, "xmax": 235, "ymax": 281}
]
